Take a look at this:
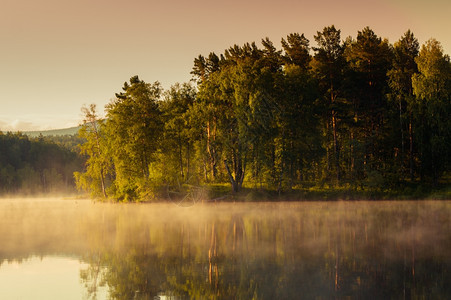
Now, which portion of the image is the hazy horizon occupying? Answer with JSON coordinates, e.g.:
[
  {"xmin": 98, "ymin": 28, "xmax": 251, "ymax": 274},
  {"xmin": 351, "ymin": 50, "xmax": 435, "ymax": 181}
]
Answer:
[{"xmin": 1, "ymin": 0, "xmax": 450, "ymax": 131}]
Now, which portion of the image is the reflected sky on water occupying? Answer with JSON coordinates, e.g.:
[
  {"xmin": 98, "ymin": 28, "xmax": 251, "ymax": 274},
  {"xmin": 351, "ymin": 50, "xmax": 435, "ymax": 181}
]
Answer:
[
  {"xmin": 0, "ymin": 256, "xmax": 108, "ymax": 300},
  {"xmin": 0, "ymin": 199, "xmax": 450, "ymax": 299}
]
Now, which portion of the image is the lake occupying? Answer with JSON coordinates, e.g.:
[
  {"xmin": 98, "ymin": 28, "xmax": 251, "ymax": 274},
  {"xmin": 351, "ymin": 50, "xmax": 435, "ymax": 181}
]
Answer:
[{"xmin": 0, "ymin": 198, "xmax": 450, "ymax": 299}]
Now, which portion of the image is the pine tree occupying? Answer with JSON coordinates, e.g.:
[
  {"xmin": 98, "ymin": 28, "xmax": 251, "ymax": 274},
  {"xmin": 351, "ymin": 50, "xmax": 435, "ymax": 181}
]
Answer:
[
  {"xmin": 412, "ymin": 39, "xmax": 451, "ymax": 182},
  {"xmin": 388, "ymin": 30, "xmax": 419, "ymax": 179},
  {"xmin": 313, "ymin": 25, "xmax": 346, "ymax": 183}
]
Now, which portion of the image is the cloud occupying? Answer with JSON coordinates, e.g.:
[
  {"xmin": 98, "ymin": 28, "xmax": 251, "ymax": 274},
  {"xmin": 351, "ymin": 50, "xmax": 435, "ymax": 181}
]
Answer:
[
  {"xmin": 0, "ymin": 116, "xmax": 79, "ymax": 132},
  {"xmin": 0, "ymin": 119, "xmax": 41, "ymax": 132}
]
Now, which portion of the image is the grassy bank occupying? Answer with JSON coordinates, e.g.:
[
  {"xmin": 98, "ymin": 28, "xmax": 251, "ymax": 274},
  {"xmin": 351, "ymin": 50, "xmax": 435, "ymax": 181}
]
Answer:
[
  {"xmin": 90, "ymin": 181, "xmax": 450, "ymax": 203},
  {"xmin": 202, "ymin": 182, "xmax": 451, "ymax": 202}
]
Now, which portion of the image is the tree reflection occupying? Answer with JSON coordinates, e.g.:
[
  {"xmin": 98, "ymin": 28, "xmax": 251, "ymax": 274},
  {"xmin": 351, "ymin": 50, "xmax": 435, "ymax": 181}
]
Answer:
[{"xmin": 79, "ymin": 202, "xmax": 451, "ymax": 299}]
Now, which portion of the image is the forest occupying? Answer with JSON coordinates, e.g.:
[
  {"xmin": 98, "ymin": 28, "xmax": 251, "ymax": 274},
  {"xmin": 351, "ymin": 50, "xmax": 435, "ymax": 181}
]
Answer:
[
  {"xmin": 73, "ymin": 26, "xmax": 450, "ymax": 201},
  {"xmin": 1, "ymin": 26, "xmax": 450, "ymax": 201},
  {"xmin": 0, "ymin": 132, "xmax": 83, "ymax": 195}
]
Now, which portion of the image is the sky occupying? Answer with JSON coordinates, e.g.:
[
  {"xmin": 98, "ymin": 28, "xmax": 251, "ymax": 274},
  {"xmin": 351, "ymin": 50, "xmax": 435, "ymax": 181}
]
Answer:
[{"xmin": 1, "ymin": 0, "xmax": 450, "ymax": 131}]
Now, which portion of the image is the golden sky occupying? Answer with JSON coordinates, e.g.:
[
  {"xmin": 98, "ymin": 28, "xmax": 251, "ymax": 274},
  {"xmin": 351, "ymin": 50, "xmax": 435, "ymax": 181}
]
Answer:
[{"xmin": 1, "ymin": 0, "xmax": 450, "ymax": 131}]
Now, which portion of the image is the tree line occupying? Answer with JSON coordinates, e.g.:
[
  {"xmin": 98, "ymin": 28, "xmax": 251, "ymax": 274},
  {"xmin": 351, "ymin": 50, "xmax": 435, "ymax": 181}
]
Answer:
[
  {"xmin": 0, "ymin": 132, "xmax": 83, "ymax": 195},
  {"xmin": 76, "ymin": 26, "xmax": 451, "ymax": 201}
]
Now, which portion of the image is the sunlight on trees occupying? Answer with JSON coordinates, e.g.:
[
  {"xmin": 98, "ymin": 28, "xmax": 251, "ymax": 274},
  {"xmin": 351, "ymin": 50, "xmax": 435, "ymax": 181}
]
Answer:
[{"xmin": 72, "ymin": 26, "xmax": 450, "ymax": 201}]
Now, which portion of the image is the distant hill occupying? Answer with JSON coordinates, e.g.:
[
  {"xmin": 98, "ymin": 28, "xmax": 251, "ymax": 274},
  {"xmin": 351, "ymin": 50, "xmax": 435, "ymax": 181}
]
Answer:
[{"xmin": 23, "ymin": 126, "xmax": 81, "ymax": 137}]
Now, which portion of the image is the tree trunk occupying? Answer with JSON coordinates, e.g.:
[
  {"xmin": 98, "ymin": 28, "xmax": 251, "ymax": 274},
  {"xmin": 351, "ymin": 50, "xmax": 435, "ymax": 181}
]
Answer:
[
  {"xmin": 332, "ymin": 111, "xmax": 340, "ymax": 183},
  {"xmin": 330, "ymin": 72, "xmax": 340, "ymax": 184},
  {"xmin": 100, "ymin": 168, "xmax": 107, "ymax": 198},
  {"xmin": 206, "ymin": 121, "xmax": 217, "ymax": 180},
  {"xmin": 350, "ymin": 131, "xmax": 354, "ymax": 181},
  {"xmin": 178, "ymin": 132, "xmax": 184, "ymax": 179},
  {"xmin": 91, "ymin": 118, "xmax": 107, "ymax": 198},
  {"xmin": 224, "ymin": 160, "xmax": 238, "ymax": 193},
  {"xmin": 399, "ymin": 98, "xmax": 404, "ymax": 173},
  {"xmin": 186, "ymin": 143, "xmax": 190, "ymax": 180},
  {"xmin": 409, "ymin": 114, "xmax": 414, "ymax": 181},
  {"xmin": 224, "ymin": 160, "xmax": 243, "ymax": 193}
]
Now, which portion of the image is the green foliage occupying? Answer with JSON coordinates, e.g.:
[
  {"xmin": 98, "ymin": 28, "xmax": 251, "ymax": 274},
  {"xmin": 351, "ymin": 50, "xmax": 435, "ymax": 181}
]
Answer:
[
  {"xmin": 0, "ymin": 132, "xmax": 83, "ymax": 195},
  {"xmin": 411, "ymin": 39, "xmax": 451, "ymax": 182},
  {"xmin": 343, "ymin": 27, "xmax": 394, "ymax": 183},
  {"xmin": 312, "ymin": 25, "xmax": 347, "ymax": 183},
  {"xmin": 75, "ymin": 104, "xmax": 111, "ymax": 199},
  {"xmin": 387, "ymin": 30, "xmax": 420, "ymax": 180},
  {"xmin": 75, "ymin": 26, "xmax": 451, "ymax": 201}
]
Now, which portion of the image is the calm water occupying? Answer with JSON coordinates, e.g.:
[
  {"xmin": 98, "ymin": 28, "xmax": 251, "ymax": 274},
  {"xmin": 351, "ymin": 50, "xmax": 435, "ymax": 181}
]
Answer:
[{"xmin": 0, "ymin": 198, "xmax": 450, "ymax": 299}]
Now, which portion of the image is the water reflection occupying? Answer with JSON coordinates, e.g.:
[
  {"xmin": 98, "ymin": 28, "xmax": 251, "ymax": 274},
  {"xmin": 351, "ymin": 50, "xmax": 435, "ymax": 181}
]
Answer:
[
  {"xmin": 0, "ymin": 256, "xmax": 108, "ymax": 300},
  {"xmin": 0, "ymin": 199, "xmax": 450, "ymax": 299}
]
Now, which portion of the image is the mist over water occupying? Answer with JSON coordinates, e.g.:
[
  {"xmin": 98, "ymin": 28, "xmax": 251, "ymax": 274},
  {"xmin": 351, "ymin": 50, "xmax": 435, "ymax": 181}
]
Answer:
[{"xmin": 0, "ymin": 198, "xmax": 450, "ymax": 299}]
